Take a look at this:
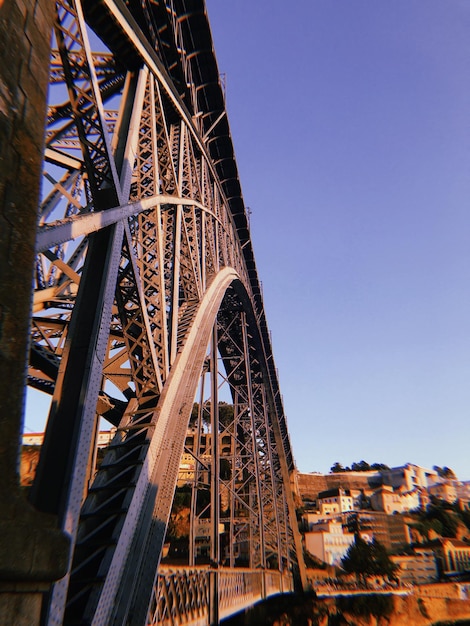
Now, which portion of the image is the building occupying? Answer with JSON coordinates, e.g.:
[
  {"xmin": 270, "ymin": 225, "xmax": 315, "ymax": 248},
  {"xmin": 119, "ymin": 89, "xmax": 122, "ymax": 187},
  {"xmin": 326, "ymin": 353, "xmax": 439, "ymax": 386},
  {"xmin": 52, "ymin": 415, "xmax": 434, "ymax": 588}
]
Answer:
[
  {"xmin": 177, "ymin": 429, "xmax": 235, "ymax": 487},
  {"xmin": 433, "ymin": 539, "xmax": 470, "ymax": 577},
  {"xmin": 456, "ymin": 481, "xmax": 470, "ymax": 510},
  {"xmin": 302, "ymin": 511, "xmax": 323, "ymax": 531},
  {"xmin": 381, "ymin": 464, "xmax": 439, "ymax": 492},
  {"xmin": 22, "ymin": 430, "xmax": 116, "ymax": 448},
  {"xmin": 346, "ymin": 511, "xmax": 411, "ymax": 553},
  {"xmin": 191, "ymin": 518, "xmax": 225, "ymax": 561},
  {"xmin": 428, "ymin": 481, "xmax": 458, "ymax": 504},
  {"xmin": 295, "ymin": 470, "xmax": 380, "ymax": 507},
  {"xmin": 304, "ymin": 520, "xmax": 355, "ymax": 566},
  {"xmin": 370, "ymin": 485, "xmax": 420, "ymax": 514},
  {"xmin": 317, "ymin": 488, "xmax": 354, "ymax": 515},
  {"xmin": 21, "ymin": 430, "xmax": 117, "ymax": 486},
  {"xmin": 21, "ymin": 433, "xmax": 44, "ymax": 446},
  {"xmin": 295, "ymin": 464, "xmax": 443, "ymax": 513},
  {"xmin": 391, "ymin": 549, "xmax": 438, "ymax": 585}
]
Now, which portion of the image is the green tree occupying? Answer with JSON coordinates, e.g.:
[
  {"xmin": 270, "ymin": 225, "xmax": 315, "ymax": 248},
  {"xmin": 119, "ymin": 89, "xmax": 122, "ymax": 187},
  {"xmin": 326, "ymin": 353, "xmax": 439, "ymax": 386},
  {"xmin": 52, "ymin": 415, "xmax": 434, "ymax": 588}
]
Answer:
[
  {"xmin": 410, "ymin": 498, "xmax": 459, "ymax": 539},
  {"xmin": 369, "ymin": 539, "xmax": 398, "ymax": 579},
  {"xmin": 458, "ymin": 509, "xmax": 470, "ymax": 531},
  {"xmin": 351, "ymin": 460, "xmax": 372, "ymax": 472},
  {"xmin": 189, "ymin": 401, "xmax": 234, "ymax": 428},
  {"xmin": 218, "ymin": 401, "xmax": 234, "ymax": 428},
  {"xmin": 426, "ymin": 502, "xmax": 458, "ymax": 537},
  {"xmin": 331, "ymin": 460, "xmax": 390, "ymax": 473},
  {"xmin": 433, "ymin": 465, "xmax": 456, "ymax": 479},
  {"xmin": 330, "ymin": 462, "xmax": 345, "ymax": 473},
  {"xmin": 341, "ymin": 537, "xmax": 398, "ymax": 585},
  {"xmin": 370, "ymin": 462, "xmax": 390, "ymax": 471}
]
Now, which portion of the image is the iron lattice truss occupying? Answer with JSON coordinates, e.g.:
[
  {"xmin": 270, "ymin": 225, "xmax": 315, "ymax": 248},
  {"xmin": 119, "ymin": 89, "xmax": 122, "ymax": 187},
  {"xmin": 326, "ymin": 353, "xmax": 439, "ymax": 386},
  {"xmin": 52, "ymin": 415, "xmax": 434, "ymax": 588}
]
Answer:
[{"xmin": 29, "ymin": 1, "xmax": 305, "ymax": 623}]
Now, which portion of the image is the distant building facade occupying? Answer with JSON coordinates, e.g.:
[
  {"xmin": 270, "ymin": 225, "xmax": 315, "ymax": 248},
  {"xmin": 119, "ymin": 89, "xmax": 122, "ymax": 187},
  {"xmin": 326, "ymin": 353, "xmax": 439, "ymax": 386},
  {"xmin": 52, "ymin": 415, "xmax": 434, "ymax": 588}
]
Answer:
[
  {"xmin": 370, "ymin": 485, "xmax": 420, "ymax": 514},
  {"xmin": 391, "ymin": 549, "xmax": 438, "ymax": 585},
  {"xmin": 304, "ymin": 520, "xmax": 355, "ymax": 566},
  {"xmin": 380, "ymin": 464, "xmax": 439, "ymax": 492},
  {"xmin": 428, "ymin": 481, "xmax": 458, "ymax": 504},
  {"xmin": 434, "ymin": 539, "xmax": 470, "ymax": 577},
  {"xmin": 317, "ymin": 488, "xmax": 354, "ymax": 515}
]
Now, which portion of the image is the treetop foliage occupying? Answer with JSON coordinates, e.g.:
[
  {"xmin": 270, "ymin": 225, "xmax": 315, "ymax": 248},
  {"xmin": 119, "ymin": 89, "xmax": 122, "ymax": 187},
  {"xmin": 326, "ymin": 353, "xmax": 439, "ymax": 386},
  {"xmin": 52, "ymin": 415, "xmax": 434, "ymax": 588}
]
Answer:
[
  {"xmin": 341, "ymin": 537, "xmax": 398, "ymax": 583},
  {"xmin": 189, "ymin": 401, "xmax": 234, "ymax": 427},
  {"xmin": 433, "ymin": 465, "xmax": 456, "ymax": 479},
  {"xmin": 411, "ymin": 496, "xmax": 460, "ymax": 539},
  {"xmin": 330, "ymin": 460, "xmax": 390, "ymax": 474}
]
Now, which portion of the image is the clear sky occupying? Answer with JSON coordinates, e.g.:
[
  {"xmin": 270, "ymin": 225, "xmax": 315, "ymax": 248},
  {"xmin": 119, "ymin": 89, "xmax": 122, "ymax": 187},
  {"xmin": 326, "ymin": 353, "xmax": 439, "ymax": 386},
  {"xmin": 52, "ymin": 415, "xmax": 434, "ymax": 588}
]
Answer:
[{"xmin": 205, "ymin": 0, "xmax": 470, "ymax": 479}]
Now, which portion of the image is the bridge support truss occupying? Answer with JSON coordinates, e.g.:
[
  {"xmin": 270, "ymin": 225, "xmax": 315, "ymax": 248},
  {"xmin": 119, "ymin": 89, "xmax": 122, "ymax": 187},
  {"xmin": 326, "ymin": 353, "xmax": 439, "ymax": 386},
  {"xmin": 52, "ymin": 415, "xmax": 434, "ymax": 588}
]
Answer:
[{"xmin": 25, "ymin": 0, "xmax": 306, "ymax": 623}]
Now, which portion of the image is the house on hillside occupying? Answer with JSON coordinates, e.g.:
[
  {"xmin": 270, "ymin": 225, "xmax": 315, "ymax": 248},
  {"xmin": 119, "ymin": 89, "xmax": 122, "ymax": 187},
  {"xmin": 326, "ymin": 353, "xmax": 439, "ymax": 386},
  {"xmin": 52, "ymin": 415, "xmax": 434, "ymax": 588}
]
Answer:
[
  {"xmin": 381, "ymin": 463, "xmax": 439, "ymax": 492},
  {"xmin": 433, "ymin": 538, "xmax": 470, "ymax": 578},
  {"xmin": 370, "ymin": 485, "xmax": 420, "ymax": 514},
  {"xmin": 317, "ymin": 488, "xmax": 354, "ymax": 515},
  {"xmin": 304, "ymin": 520, "xmax": 355, "ymax": 566},
  {"xmin": 391, "ymin": 549, "xmax": 437, "ymax": 585}
]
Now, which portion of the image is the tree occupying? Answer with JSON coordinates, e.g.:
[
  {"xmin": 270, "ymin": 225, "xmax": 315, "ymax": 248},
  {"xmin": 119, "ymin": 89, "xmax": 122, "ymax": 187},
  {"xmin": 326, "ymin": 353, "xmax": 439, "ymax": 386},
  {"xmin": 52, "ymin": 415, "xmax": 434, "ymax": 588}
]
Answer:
[
  {"xmin": 433, "ymin": 465, "xmax": 456, "ymax": 479},
  {"xmin": 426, "ymin": 501, "xmax": 459, "ymax": 537},
  {"xmin": 189, "ymin": 401, "xmax": 234, "ymax": 428},
  {"xmin": 458, "ymin": 509, "xmax": 470, "ymax": 532},
  {"xmin": 341, "ymin": 537, "xmax": 398, "ymax": 585},
  {"xmin": 409, "ymin": 498, "xmax": 459, "ymax": 540},
  {"xmin": 369, "ymin": 539, "xmax": 398, "ymax": 579},
  {"xmin": 330, "ymin": 460, "xmax": 390, "ymax": 474},
  {"xmin": 330, "ymin": 462, "xmax": 345, "ymax": 473},
  {"xmin": 370, "ymin": 462, "xmax": 390, "ymax": 471},
  {"xmin": 218, "ymin": 402, "xmax": 234, "ymax": 428},
  {"xmin": 341, "ymin": 536, "xmax": 372, "ymax": 585},
  {"xmin": 351, "ymin": 460, "xmax": 372, "ymax": 472}
]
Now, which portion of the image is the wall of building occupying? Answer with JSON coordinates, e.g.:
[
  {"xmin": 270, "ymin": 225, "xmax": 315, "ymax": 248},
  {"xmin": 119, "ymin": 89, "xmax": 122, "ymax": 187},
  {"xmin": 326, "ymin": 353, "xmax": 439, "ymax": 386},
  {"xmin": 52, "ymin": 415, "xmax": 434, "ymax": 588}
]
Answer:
[
  {"xmin": 391, "ymin": 551, "xmax": 437, "ymax": 585},
  {"xmin": 304, "ymin": 522, "xmax": 354, "ymax": 566}
]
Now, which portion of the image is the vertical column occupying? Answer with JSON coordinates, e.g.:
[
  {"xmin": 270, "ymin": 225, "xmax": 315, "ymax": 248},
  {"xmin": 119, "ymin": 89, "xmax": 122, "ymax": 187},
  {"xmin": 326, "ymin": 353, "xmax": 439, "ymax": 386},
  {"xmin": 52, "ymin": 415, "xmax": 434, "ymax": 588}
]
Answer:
[
  {"xmin": 209, "ymin": 323, "xmax": 219, "ymax": 625},
  {"xmin": 0, "ymin": 0, "xmax": 70, "ymax": 623}
]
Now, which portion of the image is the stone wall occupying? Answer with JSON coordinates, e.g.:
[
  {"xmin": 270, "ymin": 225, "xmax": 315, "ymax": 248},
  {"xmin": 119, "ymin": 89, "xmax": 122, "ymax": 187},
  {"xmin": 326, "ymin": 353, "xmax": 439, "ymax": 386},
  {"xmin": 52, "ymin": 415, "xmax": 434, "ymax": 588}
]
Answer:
[{"xmin": 0, "ymin": 1, "xmax": 69, "ymax": 624}]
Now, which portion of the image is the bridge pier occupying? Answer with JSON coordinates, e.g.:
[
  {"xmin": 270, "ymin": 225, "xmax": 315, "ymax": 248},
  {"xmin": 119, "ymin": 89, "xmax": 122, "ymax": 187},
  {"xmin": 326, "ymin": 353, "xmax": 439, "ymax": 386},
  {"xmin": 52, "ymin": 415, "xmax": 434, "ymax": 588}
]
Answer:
[{"xmin": 0, "ymin": 0, "xmax": 70, "ymax": 623}]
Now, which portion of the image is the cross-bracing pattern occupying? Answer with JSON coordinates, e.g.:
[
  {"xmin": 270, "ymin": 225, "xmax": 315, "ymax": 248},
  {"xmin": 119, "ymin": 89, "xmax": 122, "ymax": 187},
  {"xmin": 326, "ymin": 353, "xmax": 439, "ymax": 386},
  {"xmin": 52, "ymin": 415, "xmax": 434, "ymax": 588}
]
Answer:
[{"xmin": 28, "ymin": 1, "xmax": 305, "ymax": 623}]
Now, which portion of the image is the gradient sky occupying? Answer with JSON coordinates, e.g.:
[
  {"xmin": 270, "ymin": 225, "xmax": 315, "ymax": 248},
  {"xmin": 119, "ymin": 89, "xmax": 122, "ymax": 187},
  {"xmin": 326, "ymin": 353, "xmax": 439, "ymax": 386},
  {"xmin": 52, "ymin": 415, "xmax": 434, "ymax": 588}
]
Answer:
[
  {"xmin": 205, "ymin": 0, "xmax": 470, "ymax": 479},
  {"xmin": 25, "ymin": 1, "xmax": 470, "ymax": 481}
]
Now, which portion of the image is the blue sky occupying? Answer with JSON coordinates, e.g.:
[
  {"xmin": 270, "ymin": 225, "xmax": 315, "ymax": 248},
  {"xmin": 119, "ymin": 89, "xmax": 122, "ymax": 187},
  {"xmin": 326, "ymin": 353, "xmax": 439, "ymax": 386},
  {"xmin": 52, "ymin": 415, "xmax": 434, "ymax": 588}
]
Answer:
[
  {"xmin": 205, "ymin": 0, "xmax": 470, "ymax": 479},
  {"xmin": 25, "ymin": 2, "xmax": 470, "ymax": 481}
]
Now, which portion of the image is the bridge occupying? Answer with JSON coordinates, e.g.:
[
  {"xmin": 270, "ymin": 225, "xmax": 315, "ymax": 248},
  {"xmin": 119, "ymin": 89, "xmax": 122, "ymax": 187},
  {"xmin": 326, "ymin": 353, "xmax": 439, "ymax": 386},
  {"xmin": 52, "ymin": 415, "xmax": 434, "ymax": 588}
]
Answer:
[{"xmin": 0, "ymin": 0, "xmax": 306, "ymax": 624}]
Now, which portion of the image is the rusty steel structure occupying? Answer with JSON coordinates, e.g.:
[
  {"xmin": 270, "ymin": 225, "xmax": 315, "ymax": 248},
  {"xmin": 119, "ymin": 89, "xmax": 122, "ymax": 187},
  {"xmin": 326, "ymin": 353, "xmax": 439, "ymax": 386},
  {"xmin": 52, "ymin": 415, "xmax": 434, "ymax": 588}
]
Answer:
[{"xmin": 28, "ymin": 1, "xmax": 306, "ymax": 623}]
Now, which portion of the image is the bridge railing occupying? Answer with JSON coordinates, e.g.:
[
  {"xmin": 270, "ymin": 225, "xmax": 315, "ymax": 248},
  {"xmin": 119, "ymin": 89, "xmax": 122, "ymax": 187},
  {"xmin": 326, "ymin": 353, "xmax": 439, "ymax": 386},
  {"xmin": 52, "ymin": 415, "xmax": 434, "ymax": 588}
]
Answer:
[
  {"xmin": 219, "ymin": 567, "xmax": 294, "ymax": 620},
  {"xmin": 149, "ymin": 566, "xmax": 293, "ymax": 625}
]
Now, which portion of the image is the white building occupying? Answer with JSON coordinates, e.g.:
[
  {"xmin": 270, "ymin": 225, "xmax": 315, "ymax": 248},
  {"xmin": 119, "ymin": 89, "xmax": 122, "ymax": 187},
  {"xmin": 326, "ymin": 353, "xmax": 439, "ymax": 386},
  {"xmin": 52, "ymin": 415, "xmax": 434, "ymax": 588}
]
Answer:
[
  {"xmin": 304, "ymin": 520, "xmax": 355, "ymax": 566},
  {"xmin": 381, "ymin": 464, "xmax": 439, "ymax": 492},
  {"xmin": 22, "ymin": 430, "xmax": 116, "ymax": 448},
  {"xmin": 317, "ymin": 488, "xmax": 354, "ymax": 515},
  {"xmin": 370, "ymin": 485, "xmax": 420, "ymax": 514}
]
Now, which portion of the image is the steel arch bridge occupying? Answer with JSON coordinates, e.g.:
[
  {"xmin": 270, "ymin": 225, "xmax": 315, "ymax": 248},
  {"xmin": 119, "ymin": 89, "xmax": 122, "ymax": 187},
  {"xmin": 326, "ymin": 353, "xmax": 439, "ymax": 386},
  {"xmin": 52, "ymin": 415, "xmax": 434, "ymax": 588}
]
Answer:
[{"xmin": 28, "ymin": 1, "xmax": 306, "ymax": 623}]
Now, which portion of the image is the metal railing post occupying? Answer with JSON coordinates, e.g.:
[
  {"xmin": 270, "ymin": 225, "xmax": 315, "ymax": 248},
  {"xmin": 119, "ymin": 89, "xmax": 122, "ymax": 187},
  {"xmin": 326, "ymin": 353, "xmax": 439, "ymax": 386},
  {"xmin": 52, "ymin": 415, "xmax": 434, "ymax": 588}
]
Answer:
[{"xmin": 209, "ymin": 568, "xmax": 219, "ymax": 626}]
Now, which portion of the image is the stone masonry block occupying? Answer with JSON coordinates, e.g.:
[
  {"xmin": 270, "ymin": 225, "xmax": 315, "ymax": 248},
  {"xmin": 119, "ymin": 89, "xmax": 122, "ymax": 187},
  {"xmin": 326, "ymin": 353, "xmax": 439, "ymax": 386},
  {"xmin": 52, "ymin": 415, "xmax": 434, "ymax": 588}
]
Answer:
[
  {"xmin": 18, "ymin": 77, "xmax": 48, "ymax": 148},
  {"xmin": 27, "ymin": 40, "xmax": 51, "ymax": 89},
  {"xmin": 33, "ymin": 0, "xmax": 54, "ymax": 43}
]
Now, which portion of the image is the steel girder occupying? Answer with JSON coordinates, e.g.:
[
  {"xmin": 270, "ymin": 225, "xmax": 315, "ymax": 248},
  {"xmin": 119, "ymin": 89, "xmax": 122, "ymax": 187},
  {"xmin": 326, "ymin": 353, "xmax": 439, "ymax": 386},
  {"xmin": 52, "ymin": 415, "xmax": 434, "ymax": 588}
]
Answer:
[{"xmin": 28, "ymin": 1, "xmax": 306, "ymax": 623}]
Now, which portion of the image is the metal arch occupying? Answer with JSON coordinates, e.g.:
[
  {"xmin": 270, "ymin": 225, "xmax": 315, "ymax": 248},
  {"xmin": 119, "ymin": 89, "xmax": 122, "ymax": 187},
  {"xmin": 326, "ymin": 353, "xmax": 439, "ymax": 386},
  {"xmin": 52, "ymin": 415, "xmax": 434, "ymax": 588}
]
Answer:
[
  {"xmin": 86, "ymin": 267, "xmax": 240, "ymax": 625},
  {"xmin": 28, "ymin": 1, "xmax": 306, "ymax": 623}
]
